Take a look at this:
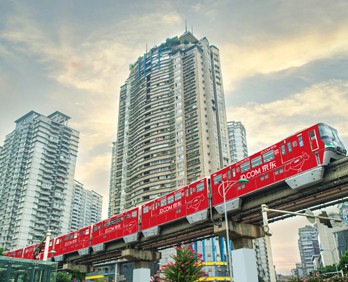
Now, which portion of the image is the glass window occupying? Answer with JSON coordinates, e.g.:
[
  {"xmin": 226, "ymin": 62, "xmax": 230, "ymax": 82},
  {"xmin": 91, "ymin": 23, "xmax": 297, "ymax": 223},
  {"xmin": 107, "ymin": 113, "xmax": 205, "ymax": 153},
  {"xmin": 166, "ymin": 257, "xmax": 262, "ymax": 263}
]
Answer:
[
  {"xmin": 298, "ymin": 136, "xmax": 304, "ymax": 147},
  {"xmin": 143, "ymin": 206, "xmax": 149, "ymax": 213},
  {"xmin": 132, "ymin": 211, "xmax": 137, "ymax": 218},
  {"xmin": 240, "ymin": 161, "xmax": 250, "ymax": 172},
  {"xmin": 175, "ymin": 192, "xmax": 181, "ymax": 201},
  {"xmin": 197, "ymin": 183, "xmax": 205, "ymax": 192},
  {"xmin": 160, "ymin": 198, "xmax": 166, "ymax": 207},
  {"xmin": 287, "ymin": 142, "xmax": 292, "ymax": 153},
  {"xmin": 263, "ymin": 150, "xmax": 274, "ymax": 162},
  {"xmin": 168, "ymin": 195, "xmax": 174, "ymax": 204},
  {"xmin": 251, "ymin": 156, "xmax": 262, "ymax": 168},
  {"xmin": 214, "ymin": 174, "xmax": 222, "ymax": 185},
  {"xmin": 281, "ymin": 145, "xmax": 286, "ymax": 155}
]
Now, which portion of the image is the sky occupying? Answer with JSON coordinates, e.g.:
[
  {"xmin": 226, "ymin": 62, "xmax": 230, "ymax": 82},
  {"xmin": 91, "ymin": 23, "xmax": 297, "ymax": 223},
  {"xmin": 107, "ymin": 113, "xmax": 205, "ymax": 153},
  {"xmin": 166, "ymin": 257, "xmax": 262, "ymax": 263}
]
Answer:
[{"xmin": 1, "ymin": 0, "xmax": 348, "ymax": 275}]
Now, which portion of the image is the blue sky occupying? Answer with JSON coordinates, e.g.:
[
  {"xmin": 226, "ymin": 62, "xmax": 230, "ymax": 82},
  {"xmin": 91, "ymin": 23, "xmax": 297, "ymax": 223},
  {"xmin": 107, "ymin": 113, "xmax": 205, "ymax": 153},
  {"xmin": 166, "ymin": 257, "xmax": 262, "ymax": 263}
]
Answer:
[{"xmin": 1, "ymin": 0, "xmax": 348, "ymax": 274}]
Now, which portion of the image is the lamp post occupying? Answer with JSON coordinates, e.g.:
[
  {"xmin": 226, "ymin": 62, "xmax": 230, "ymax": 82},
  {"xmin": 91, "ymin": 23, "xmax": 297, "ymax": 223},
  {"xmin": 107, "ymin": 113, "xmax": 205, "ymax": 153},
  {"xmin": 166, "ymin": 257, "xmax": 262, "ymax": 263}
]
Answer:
[{"xmin": 220, "ymin": 178, "xmax": 249, "ymax": 281}]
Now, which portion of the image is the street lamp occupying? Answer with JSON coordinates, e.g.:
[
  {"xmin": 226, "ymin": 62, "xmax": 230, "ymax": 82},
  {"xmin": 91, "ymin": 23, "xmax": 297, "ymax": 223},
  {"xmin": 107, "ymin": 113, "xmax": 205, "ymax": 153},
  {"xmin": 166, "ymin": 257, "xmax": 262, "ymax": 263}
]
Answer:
[{"xmin": 220, "ymin": 178, "xmax": 249, "ymax": 281}]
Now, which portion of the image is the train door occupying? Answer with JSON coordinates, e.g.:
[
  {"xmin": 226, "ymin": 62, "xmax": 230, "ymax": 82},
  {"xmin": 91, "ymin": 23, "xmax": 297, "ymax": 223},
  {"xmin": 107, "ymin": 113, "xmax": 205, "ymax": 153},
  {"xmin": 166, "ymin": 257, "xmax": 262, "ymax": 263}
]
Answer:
[{"xmin": 308, "ymin": 129, "xmax": 318, "ymax": 151}]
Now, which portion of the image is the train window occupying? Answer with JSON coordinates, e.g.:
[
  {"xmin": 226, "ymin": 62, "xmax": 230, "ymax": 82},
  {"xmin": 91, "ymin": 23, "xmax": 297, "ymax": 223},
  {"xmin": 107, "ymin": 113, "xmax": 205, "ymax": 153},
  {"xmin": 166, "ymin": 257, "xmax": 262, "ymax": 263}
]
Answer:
[
  {"xmin": 298, "ymin": 136, "xmax": 304, "ymax": 147},
  {"xmin": 117, "ymin": 218, "xmax": 122, "ymax": 223},
  {"xmin": 85, "ymin": 229, "xmax": 89, "ymax": 235},
  {"xmin": 262, "ymin": 150, "xmax": 274, "ymax": 162},
  {"xmin": 106, "ymin": 221, "xmax": 111, "ymax": 227},
  {"xmin": 56, "ymin": 239, "xmax": 60, "ymax": 244},
  {"xmin": 186, "ymin": 189, "xmax": 189, "ymax": 197},
  {"xmin": 251, "ymin": 156, "xmax": 262, "ymax": 168},
  {"xmin": 93, "ymin": 226, "xmax": 98, "ymax": 232},
  {"xmin": 214, "ymin": 174, "xmax": 222, "ymax": 185},
  {"xmin": 232, "ymin": 168, "xmax": 236, "ymax": 177},
  {"xmin": 281, "ymin": 145, "xmax": 286, "ymax": 155},
  {"xmin": 190, "ymin": 187, "xmax": 193, "ymax": 195},
  {"xmin": 197, "ymin": 183, "xmax": 204, "ymax": 192},
  {"xmin": 143, "ymin": 206, "xmax": 149, "ymax": 213},
  {"xmin": 240, "ymin": 161, "xmax": 250, "ymax": 172},
  {"xmin": 111, "ymin": 219, "xmax": 117, "ymax": 225},
  {"xmin": 132, "ymin": 211, "xmax": 137, "ymax": 218},
  {"xmin": 275, "ymin": 169, "xmax": 278, "ymax": 175},
  {"xmin": 74, "ymin": 233, "xmax": 78, "ymax": 239},
  {"xmin": 227, "ymin": 170, "xmax": 231, "ymax": 179},
  {"xmin": 175, "ymin": 192, "xmax": 181, "ymax": 201},
  {"xmin": 168, "ymin": 195, "xmax": 174, "ymax": 204},
  {"xmin": 287, "ymin": 142, "xmax": 292, "ymax": 153},
  {"xmin": 279, "ymin": 167, "xmax": 283, "ymax": 173},
  {"xmin": 293, "ymin": 141, "xmax": 297, "ymax": 147},
  {"xmin": 160, "ymin": 198, "xmax": 166, "ymax": 207}
]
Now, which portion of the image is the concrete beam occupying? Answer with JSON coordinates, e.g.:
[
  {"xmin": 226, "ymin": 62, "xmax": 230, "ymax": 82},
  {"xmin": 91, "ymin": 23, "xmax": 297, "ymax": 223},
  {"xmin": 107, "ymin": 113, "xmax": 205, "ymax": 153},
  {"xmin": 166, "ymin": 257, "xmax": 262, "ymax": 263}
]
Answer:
[
  {"xmin": 62, "ymin": 262, "xmax": 89, "ymax": 273},
  {"xmin": 214, "ymin": 220, "xmax": 264, "ymax": 249},
  {"xmin": 121, "ymin": 249, "xmax": 161, "ymax": 262}
]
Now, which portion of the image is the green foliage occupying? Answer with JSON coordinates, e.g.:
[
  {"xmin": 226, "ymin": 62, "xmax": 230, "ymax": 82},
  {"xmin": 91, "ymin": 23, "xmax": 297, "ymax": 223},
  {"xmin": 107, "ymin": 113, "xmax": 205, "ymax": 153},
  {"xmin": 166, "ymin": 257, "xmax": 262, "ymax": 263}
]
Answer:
[
  {"xmin": 154, "ymin": 243, "xmax": 207, "ymax": 282},
  {"xmin": 0, "ymin": 248, "xmax": 4, "ymax": 256},
  {"xmin": 70, "ymin": 269, "xmax": 86, "ymax": 281},
  {"xmin": 56, "ymin": 272, "xmax": 71, "ymax": 282},
  {"xmin": 339, "ymin": 251, "xmax": 348, "ymax": 272}
]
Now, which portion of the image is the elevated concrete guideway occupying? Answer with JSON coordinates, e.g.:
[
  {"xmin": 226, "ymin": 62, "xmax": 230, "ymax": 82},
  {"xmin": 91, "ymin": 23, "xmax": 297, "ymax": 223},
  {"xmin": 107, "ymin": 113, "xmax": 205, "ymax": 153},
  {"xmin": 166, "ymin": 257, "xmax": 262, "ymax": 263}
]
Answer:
[{"xmin": 63, "ymin": 157, "xmax": 348, "ymax": 273}]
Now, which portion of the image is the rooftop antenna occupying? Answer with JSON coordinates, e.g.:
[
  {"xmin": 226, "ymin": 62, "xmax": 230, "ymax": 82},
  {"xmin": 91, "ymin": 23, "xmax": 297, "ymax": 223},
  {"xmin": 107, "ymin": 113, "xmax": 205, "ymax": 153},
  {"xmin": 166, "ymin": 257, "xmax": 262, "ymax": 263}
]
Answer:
[{"xmin": 185, "ymin": 19, "xmax": 187, "ymax": 33}]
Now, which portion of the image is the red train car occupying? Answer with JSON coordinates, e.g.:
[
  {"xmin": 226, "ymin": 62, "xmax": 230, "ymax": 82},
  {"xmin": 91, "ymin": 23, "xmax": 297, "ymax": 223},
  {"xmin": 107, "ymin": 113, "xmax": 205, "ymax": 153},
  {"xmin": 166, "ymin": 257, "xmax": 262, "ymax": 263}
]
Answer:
[
  {"xmin": 53, "ymin": 226, "xmax": 91, "ymax": 260},
  {"xmin": 210, "ymin": 123, "xmax": 346, "ymax": 213},
  {"xmin": 22, "ymin": 244, "xmax": 40, "ymax": 260},
  {"xmin": 141, "ymin": 178, "xmax": 209, "ymax": 237},
  {"xmin": 91, "ymin": 207, "xmax": 139, "ymax": 252},
  {"xmin": 4, "ymin": 248, "xmax": 23, "ymax": 259}
]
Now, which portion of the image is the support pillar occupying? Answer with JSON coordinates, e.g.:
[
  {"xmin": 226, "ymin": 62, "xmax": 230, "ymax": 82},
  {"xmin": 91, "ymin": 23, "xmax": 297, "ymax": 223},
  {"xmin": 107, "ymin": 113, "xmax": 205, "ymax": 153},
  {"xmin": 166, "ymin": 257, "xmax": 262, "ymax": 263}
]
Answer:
[
  {"xmin": 214, "ymin": 220, "xmax": 264, "ymax": 282},
  {"xmin": 121, "ymin": 249, "xmax": 161, "ymax": 282}
]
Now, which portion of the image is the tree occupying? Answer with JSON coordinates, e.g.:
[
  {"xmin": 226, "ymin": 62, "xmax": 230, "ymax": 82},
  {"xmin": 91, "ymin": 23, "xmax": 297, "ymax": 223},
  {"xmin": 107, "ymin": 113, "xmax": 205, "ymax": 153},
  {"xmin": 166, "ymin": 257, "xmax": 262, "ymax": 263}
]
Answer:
[
  {"xmin": 0, "ymin": 248, "xmax": 4, "ymax": 256},
  {"xmin": 56, "ymin": 272, "xmax": 71, "ymax": 282},
  {"xmin": 154, "ymin": 243, "xmax": 207, "ymax": 282}
]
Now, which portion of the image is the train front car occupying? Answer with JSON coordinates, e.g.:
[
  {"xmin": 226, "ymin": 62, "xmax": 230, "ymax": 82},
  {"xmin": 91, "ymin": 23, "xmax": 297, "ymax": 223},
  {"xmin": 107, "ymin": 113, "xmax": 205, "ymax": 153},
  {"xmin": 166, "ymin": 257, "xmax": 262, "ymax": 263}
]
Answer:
[
  {"xmin": 91, "ymin": 207, "xmax": 139, "ymax": 253},
  {"xmin": 284, "ymin": 123, "xmax": 346, "ymax": 189},
  {"xmin": 210, "ymin": 123, "xmax": 347, "ymax": 211},
  {"xmin": 318, "ymin": 123, "xmax": 346, "ymax": 164},
  {"xmin": 141, "ymin": 178, "xmax": 209, "ymax": 238},
  {"xmin": 53, "ymin": 226, "xmax": 91, "ymax": 261}
]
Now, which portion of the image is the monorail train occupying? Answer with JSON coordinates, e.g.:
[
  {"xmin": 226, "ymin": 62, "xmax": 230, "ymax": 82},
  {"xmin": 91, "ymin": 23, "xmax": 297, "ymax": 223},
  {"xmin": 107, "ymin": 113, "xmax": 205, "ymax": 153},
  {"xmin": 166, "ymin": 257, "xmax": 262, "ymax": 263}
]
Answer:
[{"xmin": 4, "ymin": 123, "xmax": 346, "ymax": 261}]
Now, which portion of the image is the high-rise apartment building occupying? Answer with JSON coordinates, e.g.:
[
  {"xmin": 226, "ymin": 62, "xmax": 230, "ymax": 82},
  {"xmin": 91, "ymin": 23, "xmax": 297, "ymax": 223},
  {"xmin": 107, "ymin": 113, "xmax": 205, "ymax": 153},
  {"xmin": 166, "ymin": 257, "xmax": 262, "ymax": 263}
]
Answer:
[
  {"xmin": 70, "ymin": 180, "xmax": 103, "ymax": 232},
  {"xmin": 227, "ymin": 121, "xmax": 248, "ymax": 163},
  {"xmin": 0, "ymin": 111, "xmax": 79, "ymax": 251},
  {"xmin": 298, "ymin": 225, "xmax": 320, "ymax": 275},
  {"xmin": 109, "ymin": 31, "xmax": 230, "ymax": 215}
]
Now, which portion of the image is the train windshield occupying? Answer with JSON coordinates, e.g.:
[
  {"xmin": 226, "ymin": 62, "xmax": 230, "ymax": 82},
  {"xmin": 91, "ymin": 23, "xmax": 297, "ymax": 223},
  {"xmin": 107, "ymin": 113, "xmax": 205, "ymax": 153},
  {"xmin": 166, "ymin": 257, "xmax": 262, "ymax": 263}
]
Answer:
[{"xmin": 319, "ymin": 124, "xmax": 346, "ymax": 154}]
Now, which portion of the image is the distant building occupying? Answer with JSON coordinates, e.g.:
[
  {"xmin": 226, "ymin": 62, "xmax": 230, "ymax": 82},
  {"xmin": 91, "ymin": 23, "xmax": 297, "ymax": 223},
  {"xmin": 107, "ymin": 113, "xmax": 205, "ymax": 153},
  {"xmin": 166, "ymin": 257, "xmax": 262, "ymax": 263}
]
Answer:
[
  {"xmin": 298, "ymin": 225, "xmax": 320, "ymax": 275},
  {"xmin": 227, "ymin": 121, "xmax": 248, "ymax": 163},
  {"xmin": 70, "ymin": 180, "xmax": 102, "ymax": 232},
  {"xmin": 0, "ymin": 111, "xmax": 79, "ymax": 250}
]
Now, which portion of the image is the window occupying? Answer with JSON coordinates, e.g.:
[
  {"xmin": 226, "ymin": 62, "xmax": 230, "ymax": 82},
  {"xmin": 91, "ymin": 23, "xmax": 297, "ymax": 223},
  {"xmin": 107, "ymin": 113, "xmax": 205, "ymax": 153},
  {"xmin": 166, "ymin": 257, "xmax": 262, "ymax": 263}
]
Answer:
[
  {"xmin": 287, "ymin": 142, "xmax": 292, "ymax": 153},
  {"xmin": 143, "ymin": 206, "xmax": 149, "ymax": 213},
  {"xmin": 281, "ymin": 145, "xmax": 286, "ymax": 155},
  {"xmin": 240, "ymin": 161, "xmax": 250, "ymax": 172},
  {"xmin": 197, "ymin": 183, "xmax": 205, "ymax": 192},
  {"xmin": 263, "ymin": 150, "xmax": 274, "ymax": 162},
  {"xmin": 168, "ymin": 195, "xmax": 174, "ymax": 204},
  {"xmin": 214, "ymin": 174, "xmax": 222, "ymax": 185},
  {"xmin": 298, "ymin": 136, "xmax": 304, "ymax": 147},
  {"xmin": 175, "ymin": 192, "xmax": 181, "ymax": 201},
  {"xmin": 132, "ymin": 211, "xmax": 137, "ymax": 218},
  {"xmin": 160, "ymin": 198, "xmax": 166, "ymax": 207},
  {"xmin": 251, "ymin": 156, "xmax": 262, "ymax": 168},
  {"xmin": 93, "ymin": 226, "xmax": 98, "ymax": 232}
]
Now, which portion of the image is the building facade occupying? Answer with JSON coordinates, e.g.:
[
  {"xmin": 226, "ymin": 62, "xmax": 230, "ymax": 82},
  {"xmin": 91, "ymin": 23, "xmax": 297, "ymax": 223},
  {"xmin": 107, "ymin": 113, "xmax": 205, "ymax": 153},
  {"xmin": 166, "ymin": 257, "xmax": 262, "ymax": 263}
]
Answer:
[
  {"xmin": 0, "ymin": 111, "xmax": 79, "ymax": 250},
  {"xmin": 109, "ymin": 31, "xmax": 230, "ymax": 215},
  {"xmin": 227, "ymin": 121, "xmax": 248, "ymax": 163},
  {"xmin": 70, "ymin": 180, "xmax": 103, "ymax": 232},
  {"xmin": 298, "ymin": 225, "xmax": 320, "ymax": 275}
]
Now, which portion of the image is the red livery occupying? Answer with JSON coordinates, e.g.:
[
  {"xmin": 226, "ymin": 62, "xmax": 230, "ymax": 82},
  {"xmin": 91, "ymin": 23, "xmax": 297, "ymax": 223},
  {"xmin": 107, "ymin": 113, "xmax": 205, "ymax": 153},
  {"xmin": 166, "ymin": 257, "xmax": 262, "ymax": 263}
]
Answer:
[{"xmin": 4, "ymin": 123, "xmax": 346, "ymax": 261}]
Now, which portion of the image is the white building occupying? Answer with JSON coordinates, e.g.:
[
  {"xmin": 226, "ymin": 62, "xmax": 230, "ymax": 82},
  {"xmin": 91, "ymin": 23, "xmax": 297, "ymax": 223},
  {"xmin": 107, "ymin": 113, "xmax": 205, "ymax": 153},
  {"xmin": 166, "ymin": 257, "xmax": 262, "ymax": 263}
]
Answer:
[
  {"xmin": 70, "ymin": 180, "xmax": 103, "ymax": 232},
  {"xmin": 0, "ymin": 111, "xmax": 79, "ymax": 250},
  {"xmin": 227, "ymin": 121, "xmax": 248, "ymax": 163},
  {"xmin": 109, "ymin": 31, "xmax": 230, "ymax": 215}
]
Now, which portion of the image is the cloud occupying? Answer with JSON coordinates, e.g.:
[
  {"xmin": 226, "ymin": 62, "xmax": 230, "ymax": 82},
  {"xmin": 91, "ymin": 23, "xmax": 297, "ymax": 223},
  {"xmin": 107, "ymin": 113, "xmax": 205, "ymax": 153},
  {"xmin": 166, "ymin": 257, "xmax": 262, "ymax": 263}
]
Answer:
[
  {"xmin": 227, "ymin": 80, "xmax": 348, "ymax": 155},
  {"xmin": 220, "ymin": 21, "xmax": 348, "ymax": 92}
]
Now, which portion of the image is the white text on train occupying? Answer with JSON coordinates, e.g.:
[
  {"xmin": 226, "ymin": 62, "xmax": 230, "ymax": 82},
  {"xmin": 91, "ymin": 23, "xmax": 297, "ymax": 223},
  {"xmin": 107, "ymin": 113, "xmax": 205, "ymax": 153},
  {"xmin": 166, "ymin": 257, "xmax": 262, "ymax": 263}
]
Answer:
[
  {"xmin": 241, "ymin": 161, "xmax": 277, "ymax": 179},
  {"xmin": 159, "ymin": 202, "xmax": 182, "ymax": 214}
]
